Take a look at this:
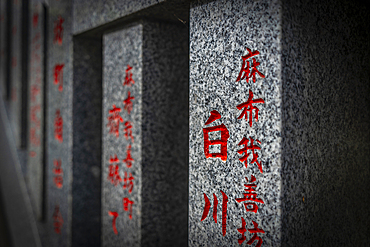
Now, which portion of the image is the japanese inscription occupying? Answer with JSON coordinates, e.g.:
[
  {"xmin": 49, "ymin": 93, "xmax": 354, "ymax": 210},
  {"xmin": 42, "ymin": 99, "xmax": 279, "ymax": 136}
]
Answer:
[
  {"xmin": 200, "ymin": 47, "xmax": 266, "ymax": 244},
  {"xmin": 106, "ymin": 64, "xmax": 137, "ymax": 234}
]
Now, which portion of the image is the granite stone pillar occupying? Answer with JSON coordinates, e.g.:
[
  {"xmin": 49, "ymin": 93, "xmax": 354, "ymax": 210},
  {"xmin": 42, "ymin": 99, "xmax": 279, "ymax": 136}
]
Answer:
[
  {"xmin": 0, "ymin": 0, "xmax": 8, "ymax": 99},
  {"xmin": 72, "ymin": 35, "xmax": 102, "ymax": 247},
  {"xmin": 44, "ymin": 0, "xmax": 73, "ymax": 246},
  {"xmin": 102, "ymin": 20, "xmax": 188, "ymax": 247},
  {"xmin": 189, "ymin": 0, "xmax": 369, "ymax": 246},
  {"xmin": 8, "ymin": 0, "xmax": 23, "ymax": 147},
  {"xmin": 27, "ymin": 0, "xmax": 45, "ymax": 221}
]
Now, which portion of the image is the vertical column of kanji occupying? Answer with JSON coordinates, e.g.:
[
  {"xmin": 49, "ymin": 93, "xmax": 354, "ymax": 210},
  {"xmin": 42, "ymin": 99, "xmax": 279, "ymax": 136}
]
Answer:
[
  {"xmin": 189, "ymin": 0, "xmax": 282, "ymax": 246},
  {"xmin": 9, "ymin": 0, "xmax": 22, "ymax": 146},
  {"xmin": 27, "ymin": 1, "xmax": 44, "ymax": 220},
  {"xmin": 47, "ymin": 0, "xmax": 72, "ymax": 245},
  {"xmin": 102, "ymin": 24, "xmax": 142, "ymax": 247},
  {"xmin": 0, "ymin": 0, "xmax": 6, "ymax": 98}
]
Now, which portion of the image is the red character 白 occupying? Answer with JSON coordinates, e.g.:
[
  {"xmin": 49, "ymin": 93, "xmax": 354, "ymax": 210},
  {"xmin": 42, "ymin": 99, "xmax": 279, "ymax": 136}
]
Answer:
[{"xmin": 203, "ymin": 110, "xmax": 230, "ymax": 161}]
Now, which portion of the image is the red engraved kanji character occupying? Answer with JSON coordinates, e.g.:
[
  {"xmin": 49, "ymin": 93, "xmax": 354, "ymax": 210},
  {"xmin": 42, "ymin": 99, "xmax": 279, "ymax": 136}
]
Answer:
[
  {"xmin": 123, "ymin": 91, "xmax": 135, "ymax": 114},
  {"xmin": 123, "ymin": 197, "xmax": 134, "ymax": 220},
  {"xmin": 108, "ymin": 155, "xmax": 122, "ymax": 186},
  {"xmin": 52, "ymin": 205, "xmax": 64, "ymax": 234},
  {"xmin": 53, "ymin": 16, "xmax": 64, "ymax": 45},
  {"xmin": 32, "ymin": 13, "xmax": 39, "ymax": 27},
  {"xmin": 30, "ymin": 127, "xmax": 40, "ymax": 146},
  {"xmin": 11, "ymin": 57, "xmax": 17, "ymax": 68},
  {"xmin": 54, "ymin": 64, "xmax": 64, "ymax": 91},
  {"xmin": 123, "ymin": 65, "xmax": 135, "ymax": 87},
  {"xmin": 235, "ymin": 175, "xmax": 264, "ymax": 213},
  {"xmin": 12, "ymin": 26, "xmax": 17, "ymax": 35},
  {"xmin": 238, "ymin": 137, "xmax": 263, "ymax": 173},
  {"xmin": 123, "ymin": 172, "xmax": 134, "ymax": 193},
  {"xmin": 237, "ymin": 218, "xmax": 265, "ymax": 247},
  {"xmin": 31, "ymin": 85, "xmax": 40, "ymax": 102},
  {"xmin": 124, "ymin": 121, "xmax": 134, "ymax": 142},
  {"xmin": 107, "ymin": 104, "xmax": 123, "ymax": 138},
  {"xmin": 53, "ymin": 159, "xmax": 63, "ymax": 189},
  {"xmin": 108, "ymin": 211, "xmax": 119, "ymax": 235},
  {"xmin": 237, "ymin": 89, "xmax": 264, "ymax": 127},
  {"xmin": 55, "ymin": 109, "xmax": 63, "ymax": 143},
  {"xmin": 201, "ymin": 190, "xmax": 229, "ymax": 236},
  {"xmin": 122, "ymin": 144, "xmax": 134, "ymax": 168},
  {"xmin": 203, "ymin": 110, "xmax": 230, "ymax": 162},
  {"xmin": 31, "ymin": 105, "xmax": 41, "ymax": 127},
  {"xmin": 236, "ymin": 47, "xmax": 265, "ymax": 83}
]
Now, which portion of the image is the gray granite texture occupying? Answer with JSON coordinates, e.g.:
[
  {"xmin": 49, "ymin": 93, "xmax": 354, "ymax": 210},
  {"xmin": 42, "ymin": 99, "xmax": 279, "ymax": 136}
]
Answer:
[
  {"xmin": 44, "ymin": 0, "xmax": 73, "ymax": 246},
  {"xmin": 9, "ymin": 0, "xmax": 23, "ymax": 147},
  {"xmin": 27, "ymin": 1, "xmax": 45, "ymax": 221},
  {"xmin": 0, "ymin": 0, "xmax": 7, "ymax": 99},
  {"xmin": 189, "ymin": 0, "xmax": 282, "ymax": 246},
  {"xmin": 103, "ymin": 23, "xmax": 143, "ymax": 247},
  {"xmin": 72, "ymin": 0, "xmax": 190, "ymax": 36},
  {"xmin": 73, "ymin": 0, "xmax": 163, "ymax": 34},
  {"xmin": 72, "ymin": 36, "xmax": 102, "ymax": 247},
  {"xmin": 140, "ymin": 20, "xmax": 188, "ymax": 247},
  {"xmin": 280, "ymin": 0, "xmax": 370, "ymax": 246},
  {"xmin": 102, "ymin": 19, "xmax": 189, "ymax": 246}
]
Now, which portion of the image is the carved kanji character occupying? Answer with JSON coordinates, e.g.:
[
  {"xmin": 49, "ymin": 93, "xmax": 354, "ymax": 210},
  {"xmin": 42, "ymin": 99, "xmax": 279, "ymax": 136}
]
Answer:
[
  {"xmin": 32, "ymin": 13, "xmax": 38, "ymax": 27},
  {"xmin": 122, "ymin": 144, "xmax": 134, "ymax": 168},
  {"xmin": 123, "ymin": 197, "xmax": 134, "ymax": 219},
  {"xmin": 123, "ymin": 65, "xmax": 135, "ymax": 87},
  {"xmin": 54, "ymin": 109, "xmax": 63, "ymax": 143},
  {"xmin": 53, "ymin": 159, "xmax": 63, "ymax": 189},
  {"xmin": 124, "ymin": 121, "xmax": 134, "ymax": 142},
  {"xmin": 52, "ymin": 205, "xmax": 64, "ymax": 234},
  {"xmin": 107, "ymin": 105, "xmax": 123, "ymax": 138},
  {"xmin": 123, "ymin": 91, "xmax": 134, "ymax": 114},
  {"xmin": 236, "ymin": 89, "xmax": 264, "ymax": 127},
  {"xmin": 108, "ymin": 155, "xmax": 122, "ymax": 186},
  {"xmin": 238, "ymin": 137, "xmax": 263, "ymax": 173},
  {"xmin": 123, "ymin": 172, "xmax": 134, "ymax": 193},
  {"xmin": 54, "ymin": 64, "xmax": 64, "ymax": 91},
  {"xmin": 108, "ymin": 211, "xmax": 118, "ymax": 235},
  {"xmin": 53, "ymin": 16, "xmax": 64, "ymax": 45},
  {"xmin": 203, "ymin": 110, "xmax": 230, "ymax": 162},
  {"xmin": 237, "ymin": 219, "xmax": 265, "ymax": 246},
  {"xmin": 236, "ymin": 48, "xmax": 265, "ymax": 83},
  {"xmin": 201, "ymin": 190, "xmax": 229, "ymax": 236},
  {"xmin": 235, "ymin": 175, "xmax": 264, "ymax": 213}
]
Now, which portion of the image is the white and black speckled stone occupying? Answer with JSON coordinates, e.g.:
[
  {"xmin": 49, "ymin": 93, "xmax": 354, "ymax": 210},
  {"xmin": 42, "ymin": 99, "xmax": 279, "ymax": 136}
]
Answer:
[
  {"xmin": 103, "ymin": 23, "xmax": 143, "ymax": 247},
  {"xmin": 102, "ymin": 19, "xmax": 189, "ymax": 246},
  {"xmin": 72, "ymin": 36, "xmax": 102, "ymax": 247},
  {"xmin": 43, "ymin": 1, "xmax": 74, "ymax": 246},
  {"xmin": 0, "ymin": 0, "xmax": 6, "ymax": 99},
  {"xmin": 280, "ymin": 0, "xmax": 370, "ymax": 246},
  {"xmin": 73, "ymin": 0, "xmax": 164, "ymax": 34},
  {"xmin": 189, "ymin": 0, "xmax": 282, "ymax": 246},
  {"xmin": 9, "ymin": 0, "xmax": 23, "ymax": 148},
  {"xmin": 190, "ymin": 0, "xmax": 369, "ymax": 246},
  {"xmin": 27, "ymin": 1, "xmax": 45, "ymax": 222}
]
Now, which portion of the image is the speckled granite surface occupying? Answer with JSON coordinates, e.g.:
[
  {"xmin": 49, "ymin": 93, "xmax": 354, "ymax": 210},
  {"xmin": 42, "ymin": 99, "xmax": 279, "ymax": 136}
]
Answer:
[
  {"xmin": 280, "ymin": 0, "xmax": 370, "ymax": 246},
  {"xmin": 72, "ymin": 36, "xmax": 102, "ymax": 247},
  {"xmin": 0, "ymin": 0, "xmax": 8, "ymax": 100},
  {"xmin": 102, "ymin": 24, "xmax": 143, "ymax": 247},
  {"xmin": 73, "ymin": 0, "xmax": 164, "ymax": 34},
  {"xmin": 43, "ymin": 1, "xmax": 74, "ymax": 246},
  {"xmin": 102, "ymin": 20, "xmax": 188, "ymax": 246},
  {"xmin": 140, "ymin": 20, "xmax": 188, "ymax": 247},
  {"xmin": 189, "ymin": 0, "xmax": 282, "ymax": 246},
  {"xmin": 27, "ymin": 1, "xmax": 45, "ymax": 221},
  {"xmin": 9, "ymin": 0, "xmax": 22, "ymax": 147},
  {"xmin": 190, "ymin": 0, "xmax": 369, "ymax": 246}
]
